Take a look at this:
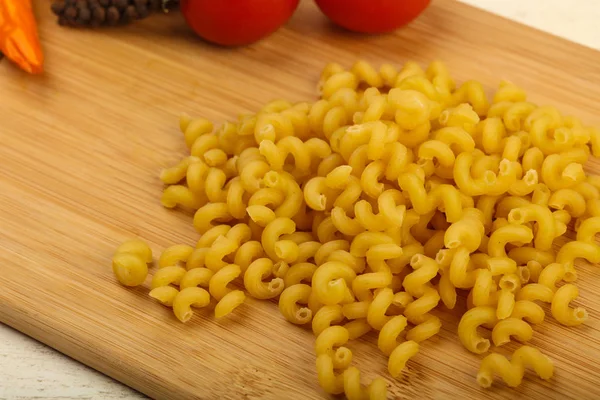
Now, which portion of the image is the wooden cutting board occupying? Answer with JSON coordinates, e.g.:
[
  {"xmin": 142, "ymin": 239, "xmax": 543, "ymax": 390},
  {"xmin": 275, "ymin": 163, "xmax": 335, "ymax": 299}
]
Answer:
[{"xmin": 1, "ymin": 1, "xmax": 599, "ymax": 399}]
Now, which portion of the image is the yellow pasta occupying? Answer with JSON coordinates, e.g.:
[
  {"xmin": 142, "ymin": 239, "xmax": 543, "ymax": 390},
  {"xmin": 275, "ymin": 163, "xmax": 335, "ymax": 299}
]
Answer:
[
  {"xmin": 150, "ymin": 266, "xmax": 186, "ymax": 289},
  {"xmin": 179, "ymin": 267, "xmax": 214, "ymax": 290},
  {"xmin": 406, "ymin": 315, "xmax": 442, "ymax": 343},
  {"xmin": 342, "ymin": 367, "xmax": 387, "ymax": 400},
  {"xmin": 312, "ymin": 305, "xmax": 344, "ymax": 337},
  {"xmin": 233, "ymin": 240, "xmax": 264, "ymax": 272},
  {"xmin": 388, "ymin": 340, "xmax": 420, "ymax": 378},
  {"xmin": 378, "ymin": 315, "xmax": 408, "ymax": 356},
  {"xmin": 214, "ymin": 290, "xmax": 246, "ymax": 318},
  {"xmin": 112, "ymin": 239, "xmax": 153, "ymax": 287},
  {"xmin": 487, "ymin": 225, "xmax": 533, "ymax": 258},
  {"xmin": 403, "ymin": 254, "xmax": 439, "ymax": 297},
  {"xmin": 112, "ymin": 59, "xmax": 600, "ymax": 394},
  {"xmin": 576, "ymin": 216, "xmax": 600, "ymax": 243},
  {"xmin": 312, "ymin": 261, "xmax": 356, "ymax": 306},
  {"xmin": 244, "ymin": 258, "xmax": 285, "ymax": 300},
  {"xmin": 278, "ymin": 284, "xmax": 312, "ymax": 325},
  {"xmin": 196, "ymin": 225, "xmax": 231, "ymax": 247},
  {"xmin": 161, "ymin": 185, "xmax": 206, "ymax": 210},
  {"xmin": 510, "ymin": 300, "xmax": 545, "ymax": 324},
  {"xmin": 315, "ymin": 353, "xmax": 344, "ymax": 395},
  {"xmin": 148, "ymin": 286, "xmax": 179, "ymax": 307},
  {"xmin": 516, "ymin": 284, "xmax": 554, "ymax": 303},
  {"xmin": 115, "ymin": 239, "xmax": 153, "ymax": 263},
  {"xmin": 507, "ymin": 205, "xmax": 555, "ymax": 250},
  {"xmin": 551, "ymin": 284, "xmax": 588, "ymax": 326},
  {"xmin": 172, "ymin": 287, "xmax": 211, "ymax": 323},
  {"xmin": 193, "ymin": 202, "xmax": 232, "ymax": 233},
  {"xmin": 367, "ymin": 288, "xmax": 395, "ymax": 330},
  {"xmin": 458, "ymin": 306, "xmax": 497, "ymax": 354},
  {"xmin": 204, "ymin": 236, "xmax": 238, "ymax": 272},
  {"xmin": 492, "ymin": 318, "xmax": 533, "ymax": 346},
  {"xmin": 209, "ymin": 264, "xmax": 241, "ymax": 301},
  {"xmin": 477, "ymin": 346, "xmax": 554, "ymax": 388}
]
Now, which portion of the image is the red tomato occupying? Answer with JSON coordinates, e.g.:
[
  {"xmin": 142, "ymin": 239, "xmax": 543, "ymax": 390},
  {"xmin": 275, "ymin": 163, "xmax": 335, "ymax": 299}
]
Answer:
[
  {"xmin": 314, "ymin": 0, "xmax": 431, "ymax": 34},
  {"xmin": 180, "ymin": 0, "xmax": 300, "ymax": 46}
]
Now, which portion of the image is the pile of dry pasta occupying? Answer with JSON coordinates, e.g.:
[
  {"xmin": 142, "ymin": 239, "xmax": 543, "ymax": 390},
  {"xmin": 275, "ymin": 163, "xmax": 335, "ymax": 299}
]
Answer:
[{"xmin": 111, "ymin": 60, "xmax": 600, "ymax": 398}]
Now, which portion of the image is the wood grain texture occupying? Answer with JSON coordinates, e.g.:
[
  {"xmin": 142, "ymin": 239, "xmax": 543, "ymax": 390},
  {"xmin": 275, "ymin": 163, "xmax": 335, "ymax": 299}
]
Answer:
[{"xmin": 1, "ymin": 1, "xmax": 600, "ymax": 399}]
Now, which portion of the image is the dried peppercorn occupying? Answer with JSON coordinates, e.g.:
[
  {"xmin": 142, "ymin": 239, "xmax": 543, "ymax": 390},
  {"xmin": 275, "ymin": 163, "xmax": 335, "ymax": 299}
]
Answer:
[{"xmin": 51, "ymin": 0, "xmax": 176, "ymax": 27}]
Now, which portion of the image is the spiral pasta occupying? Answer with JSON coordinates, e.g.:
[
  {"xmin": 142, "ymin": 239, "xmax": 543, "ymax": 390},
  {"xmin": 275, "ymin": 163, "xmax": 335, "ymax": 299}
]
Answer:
[
  {"xmin": 112, "ymin": 239, "xmax": 152, "ymax": 287},
  {"xmin": 477, "ymin": 346, "xmax": 554, "ymax": 388},
  {"xmin": 111, "ymin": 59, "xmax": 600, "ymax": 396}
]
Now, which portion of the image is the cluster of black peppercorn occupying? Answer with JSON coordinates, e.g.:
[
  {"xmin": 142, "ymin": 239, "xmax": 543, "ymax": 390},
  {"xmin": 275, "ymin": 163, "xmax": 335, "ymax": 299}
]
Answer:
[{"xmin": 50, "ymin": 0, "xmax": 177, "ymax": 27}]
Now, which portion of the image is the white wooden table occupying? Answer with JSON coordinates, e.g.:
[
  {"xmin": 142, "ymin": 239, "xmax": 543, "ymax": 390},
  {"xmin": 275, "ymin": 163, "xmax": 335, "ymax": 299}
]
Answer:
[{"xmin": 1, "ymin": 0, "xmax": 599, "ymax": 398}]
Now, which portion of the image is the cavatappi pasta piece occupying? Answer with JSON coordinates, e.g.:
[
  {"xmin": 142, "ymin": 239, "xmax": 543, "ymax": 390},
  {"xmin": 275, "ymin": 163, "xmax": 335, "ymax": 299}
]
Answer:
[
  {"xmin": 316, "ymin": 354, "xmax": 344, "ymax": 395},
  {"xmin": 507, "ymin": 205, "xmax": 555, "ymax": 251},
  {"xmin": 172, "ymin": 287, "xmax": 211, "ymax": 323},
  {"xmin": 343, "ymin": 301, "xmax": 371, "ymax": 320},
  {"xmin": 492, "ymin": 318, "xmax": 533, "ymax": 346},
  {"xmin": 284, "ymin": 262, "xmax": 317, "ymax": 287},
  {"xmin": 112, "ymin": 239, "xmax": 153, "ymax": 287},
  {"xmin": 244, "ymin": 258, "xmax": 285, "ymax": 300},
  {"xmin": 454, "ymin": 152, "xmax": 496, "ymax": 196},
  {"xmin": 278, "ymin": 284, "xmax": 312, "ymax": 325},
  {"xmin": 551, "ymin": 284, "xmax": 588, "ymax": 326},
  {"xmin": 477, "ymin": 346, "xmax": 554, "ymax": 388},
  {"xmin": 215, "ymin": 290, "xmax": 246, "ymax": 318},
  {"xmin": 388, "ymin": 340, "xmax": 420, "ymax": 378},
  {"xmin": 378, "ymin": 315, "xmax": 408, "ymax": 356},
  {"xmin": 233, "ymin": 241, "xmax": 265, "ymax": 272},
  {"xmin": 312, "ymin": 305, "xmax": 344, "ymax": 336},
  {"xmin": 204, "ymin": 235, "xmax": 239, "ymax": 272},
  {"xmin": 161, "ymin": 185, "xmax": 206, "ymax": 210},
  {"xmin": 315, "ymin": 240, "xmax": 349, "ymax": 266},
  {"xmin": 179, "ymin": 268, "xmax": 214, "ymax": 289},
  {"xmin": 352, "ymin": 268, "xmax": 392, "ymax": 302},
  {"xmin": 458, "ymin": 306, "xmax": 497, "ymax": 354},
  {"xmin": 179, "ymin": 114, "xmax": 213, "ymax": 148},
  {"xmin": 209, "ymin": 264, "xmax": 241, "ymax": 301},
  {"xmin": 403, "ymin": 254, "xmax": 440, "ymax": 297},
  {"xmin": 158, "ymin": 244, "xmax": 194, "ymax": 269},
  {"xmin": 438, "ymin": 273, "xmax": 457, "ymax": 309},
  {"xmin": 115, "ymin": 239, "xmax": 153, "ymax": 263},
  {"xmin": 368, "ymin": 288, "xmax": 395, "ymax": 330},
  {"xmin": 263, "ymin": 171, "xmax": 305, "ymax": 218},
  {"xmin": 262, "ymin": 217, "xmax": 297, "ymax": 261},
  {"xmin": 344, "ymin": 318, "xmax": 372, "ymax": 340},
  {"xmin": 406, "ymin": 314, "xmax": 442, "ymax": 343},
  {"xmin": 312, "ymin": 261, "xmax": 356, "ymax": 306},
  {"xmin": 150, "ymin": 266, "xmax": 186, "ymax": 289},
  {"xmin": 343, "ymin": 367, "xmax": 387, "ymax": 400},
  {"xmin": 556, "ymin": 240, "xmax": 600, "ymax": 273},
  {"xmin": 149, "ymin": 286, "xmax": 179, "ymax": 307},
  {"xmin": 538, "ymin": 263, "xmax": 565, "ymax": 292},
  {"xmin": 576, "ymin": 216, "xmax": 600, "ymax": 243},
  {"xmin": 510, "ymin": 300, "xmax": 545, "ymax": 324},
  {"xmin": 487, "ymin": 224, "xmax": 533, "ymax": 258},
  {"xmin": 186, "ymin": 247, "xmax": 209, "ymax": 270},
  {"xmin": 315, "ymin": 325, "xmax": 350, "ymax": 358},
  {"xmin": 516, "ymin": 284, "xmax": 554, "ymax": 303},
  {"xmin": 193, "ymin": 203, "xmax": 232, "ymax": 233},
  {"xmin": 403, "ymin": 287, "xmax": 440, "ymax": 325},
  {"xmin": 196, "ymin": 225, "xmax": 231, "ymax": 248},
  {"xmin": 160, "ymin": 156, "xmax": 197, "ymax": 184},
  {"xmin": 496, "ymin": 288, "xmax": 515, "ymax": 320},
  {"xmin": 444, "ymin": 208, "xmax": 485, "ymax": 252}
]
